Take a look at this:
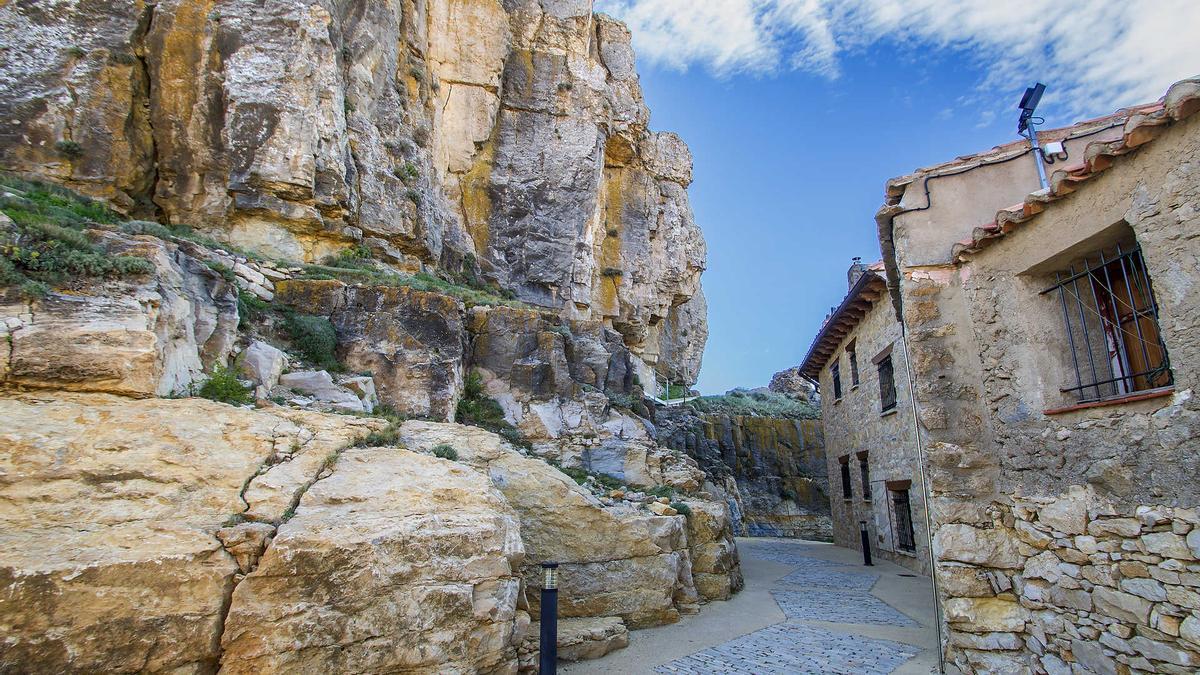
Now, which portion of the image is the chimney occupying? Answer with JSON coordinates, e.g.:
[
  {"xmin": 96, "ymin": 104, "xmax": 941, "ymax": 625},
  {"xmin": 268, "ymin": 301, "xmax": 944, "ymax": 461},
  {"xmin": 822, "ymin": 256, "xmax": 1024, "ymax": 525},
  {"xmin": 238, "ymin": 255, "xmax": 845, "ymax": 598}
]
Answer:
[{"xmin": 847, "ymin": 257, "xmax": 867, "ymax": 291}]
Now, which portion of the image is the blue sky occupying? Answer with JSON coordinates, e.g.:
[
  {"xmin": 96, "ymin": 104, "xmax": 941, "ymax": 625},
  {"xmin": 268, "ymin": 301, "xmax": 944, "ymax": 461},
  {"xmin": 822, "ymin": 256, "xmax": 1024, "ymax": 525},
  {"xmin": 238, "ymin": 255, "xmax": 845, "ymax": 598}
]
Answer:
[{"xmin": 595, "ymin": 1, "xmax": 1200, "ymax": 394}]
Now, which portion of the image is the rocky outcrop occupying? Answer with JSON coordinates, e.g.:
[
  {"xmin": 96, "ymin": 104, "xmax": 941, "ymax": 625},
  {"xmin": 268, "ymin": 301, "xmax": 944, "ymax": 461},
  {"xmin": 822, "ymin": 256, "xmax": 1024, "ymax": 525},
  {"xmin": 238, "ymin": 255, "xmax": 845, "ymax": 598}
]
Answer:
[
  {"xmin": 768, "ymin": 366, "xmax": 817, "ymax": 401},
  {"xmin": 658, "ymin": 407, "xmax": 832, "ymax": 541},
  {"xmin": 0, "ymin": 232, "xmax": 238, "ymax": 396},
  {"xmin": 399, "ymin": 420, "xmax": 741, "ymax": 628},
  {"xmin": 0, "ymin": 0, "xmax": 707, "ymax": 386},
  {"xmin": 221, "ymin": 446, "xmax": 525, "ymax": 674}
]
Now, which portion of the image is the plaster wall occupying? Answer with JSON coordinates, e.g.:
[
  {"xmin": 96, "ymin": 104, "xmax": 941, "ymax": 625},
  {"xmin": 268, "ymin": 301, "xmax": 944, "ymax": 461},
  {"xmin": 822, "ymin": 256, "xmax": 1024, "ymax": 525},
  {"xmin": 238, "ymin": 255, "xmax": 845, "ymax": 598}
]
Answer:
[
  {"xmin": 818, "ymin": 289, "xmax": 928, "ymax": 575},
  {"xmin": 895, "ymin": 125, "xmax": 1123, "ymax": 268}
]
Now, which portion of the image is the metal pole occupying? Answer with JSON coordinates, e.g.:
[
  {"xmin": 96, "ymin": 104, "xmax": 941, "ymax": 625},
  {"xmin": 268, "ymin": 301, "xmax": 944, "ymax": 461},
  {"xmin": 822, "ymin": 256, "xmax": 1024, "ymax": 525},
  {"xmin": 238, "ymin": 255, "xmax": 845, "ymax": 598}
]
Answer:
[
  {"xmin": 1025, "ymin": 126, "xmax": 1049, "ymax": 190},
  {"xmin": 859, "ymin": 521, "xmax": 874, "ymax": 566},
  {"xmin": 539, "ymin": 562, "xmax": 559, "ymax": 674}
]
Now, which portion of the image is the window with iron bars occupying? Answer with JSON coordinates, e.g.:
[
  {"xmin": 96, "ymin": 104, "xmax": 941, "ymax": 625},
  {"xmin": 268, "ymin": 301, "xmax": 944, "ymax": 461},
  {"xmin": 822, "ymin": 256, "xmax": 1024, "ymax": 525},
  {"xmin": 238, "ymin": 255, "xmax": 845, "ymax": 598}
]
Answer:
[{"xmin": 1041, "ymin": 242, "xmax": 1172, "ymax": 403}]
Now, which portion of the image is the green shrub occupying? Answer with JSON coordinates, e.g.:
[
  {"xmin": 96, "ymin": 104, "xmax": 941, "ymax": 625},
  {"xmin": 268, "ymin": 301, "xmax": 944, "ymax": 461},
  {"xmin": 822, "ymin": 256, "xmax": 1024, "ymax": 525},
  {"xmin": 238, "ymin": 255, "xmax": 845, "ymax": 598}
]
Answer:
[
  {"xmin": 669, "ymin": 502, "xmax": 691, "ymax": 516},
  {"xmin": 395, "ymin": 161, "xmax": 419, "ymax": 182},
  {"xmin": 431, "ymin": 444, "xmax": 458, "ymax": 461},
  {"xmin": 645, "ymin": 485, "xmax": 675, "ymax": 500},
  {"xmin": 54, "ymin": 140, "xmax": 83, "ymax": 159},
  {"xmin": 67, "ymin": 46, "xmax": 87, "ymax": 58},
  {"xmin": 354, "ymin": 425, "xmax": 401, "ymax": 448},
  {"xmin": 205, "ymin": 260, "xmax": 236, "ymax": 283},
  {"xmin": 119, "ymin": 220, "xmax": 174, "ymax": 238},
  {"xmin": 666, "ymin": 383, "xmax": 691, "ymax": 399},
  {"xmin": 456, "ymin": 370, "xmax": 530, "ymax": 449},
  {"xmin": 237, "ymin": 290, "xmax": 270, "ymax": 329},
  {"xmin": 405, "ymin": 189, "xmax": 421, "ymax": 205},
  {"xmin": 198, "ymin": 363, "xmax": 253, "ymax": 405},
  {"xmin": 321, "ymin": 244, "xmax": 373, "ymax": 269},
  {"xmin": 686, "ymin": 388, "xmax": 819, "ymax": 420},
  {"xmin": 284, "ymin": 312, "xmax": 340, "ymax": 370}
]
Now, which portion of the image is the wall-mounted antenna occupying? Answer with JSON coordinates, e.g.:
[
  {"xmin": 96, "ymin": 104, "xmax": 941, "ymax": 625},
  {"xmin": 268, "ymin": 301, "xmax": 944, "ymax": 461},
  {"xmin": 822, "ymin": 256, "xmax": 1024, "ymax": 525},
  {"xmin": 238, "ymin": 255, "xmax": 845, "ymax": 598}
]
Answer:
[{"xmin": 1017, "ymin": 83, "xmax": 1049, "ymax": 190}]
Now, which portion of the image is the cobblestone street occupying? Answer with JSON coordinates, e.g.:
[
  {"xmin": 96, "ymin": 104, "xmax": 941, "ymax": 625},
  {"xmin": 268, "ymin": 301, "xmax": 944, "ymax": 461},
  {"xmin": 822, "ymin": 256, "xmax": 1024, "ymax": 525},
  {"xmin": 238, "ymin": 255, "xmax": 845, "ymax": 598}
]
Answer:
[{"xmin": 563, "ymin": 538, "xmax": 937, "ymax": 674}]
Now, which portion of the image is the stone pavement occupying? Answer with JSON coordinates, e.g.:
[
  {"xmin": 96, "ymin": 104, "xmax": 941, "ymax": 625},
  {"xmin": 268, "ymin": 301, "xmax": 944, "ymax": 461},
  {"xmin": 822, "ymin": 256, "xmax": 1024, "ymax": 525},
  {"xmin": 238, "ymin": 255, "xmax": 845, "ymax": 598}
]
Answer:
[{"xmin": 562, "ymin": 537, "xmax": 938, "ymax": 675}]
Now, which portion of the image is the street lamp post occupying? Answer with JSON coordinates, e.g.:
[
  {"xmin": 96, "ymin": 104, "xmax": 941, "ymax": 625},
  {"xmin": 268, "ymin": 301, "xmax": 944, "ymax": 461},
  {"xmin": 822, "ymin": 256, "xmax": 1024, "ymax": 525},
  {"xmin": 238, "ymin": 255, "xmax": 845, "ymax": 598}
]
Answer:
[{"xmin": 539, "ymin": 562, "xmax": 559, "ymax": 674}]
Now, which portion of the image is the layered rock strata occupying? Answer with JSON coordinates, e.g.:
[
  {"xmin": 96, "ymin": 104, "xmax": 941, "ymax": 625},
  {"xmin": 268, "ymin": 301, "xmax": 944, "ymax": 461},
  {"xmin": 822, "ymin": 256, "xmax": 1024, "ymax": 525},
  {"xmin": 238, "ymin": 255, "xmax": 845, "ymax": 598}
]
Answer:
[{"xmin": 0, "ymin": 0, "xmax": 706, "ymax": 385}]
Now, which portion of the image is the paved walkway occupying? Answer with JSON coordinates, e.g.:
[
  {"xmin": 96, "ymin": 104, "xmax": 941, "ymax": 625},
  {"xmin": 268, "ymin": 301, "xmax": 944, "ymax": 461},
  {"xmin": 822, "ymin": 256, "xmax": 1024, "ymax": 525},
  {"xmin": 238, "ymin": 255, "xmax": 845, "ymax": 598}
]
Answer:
[{"xmin": 562, "ymin": 537, "xmax": 938, "ymax": 675}]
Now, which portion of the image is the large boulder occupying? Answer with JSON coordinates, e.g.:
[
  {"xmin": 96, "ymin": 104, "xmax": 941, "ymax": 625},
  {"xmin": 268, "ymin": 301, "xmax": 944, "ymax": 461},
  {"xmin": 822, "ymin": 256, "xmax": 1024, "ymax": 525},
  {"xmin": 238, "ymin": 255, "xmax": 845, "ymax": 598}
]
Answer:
[
  {"xmin": 0, "ymin": 393, "xmax": 378, "ymax": 672},
  {"xmin": 220, "ymin": 446, "xmax": 526, "ymax": 674},
  {"xmin": 0, "ymin": 393, "xmax": 529, "ymax": 674}
]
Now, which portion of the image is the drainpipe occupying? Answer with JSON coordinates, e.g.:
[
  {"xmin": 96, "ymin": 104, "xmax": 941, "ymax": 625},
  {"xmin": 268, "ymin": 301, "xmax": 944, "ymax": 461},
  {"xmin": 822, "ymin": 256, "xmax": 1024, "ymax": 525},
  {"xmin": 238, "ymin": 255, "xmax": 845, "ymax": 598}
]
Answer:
[{"xmin": 898, "ymin": 325, "xmax": 945, "ymax": 673}]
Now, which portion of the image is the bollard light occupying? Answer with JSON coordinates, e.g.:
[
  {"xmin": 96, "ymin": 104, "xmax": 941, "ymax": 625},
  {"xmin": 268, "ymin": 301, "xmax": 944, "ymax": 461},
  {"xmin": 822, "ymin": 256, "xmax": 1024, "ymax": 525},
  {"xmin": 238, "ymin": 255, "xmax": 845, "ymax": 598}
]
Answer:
[
  {"xmin": 539, "ymin": 561, "xmax": 559, "ymax": 674},
  {"xmin": 859, "ymin": 521, "xmax": 874, "ymax": 567}
]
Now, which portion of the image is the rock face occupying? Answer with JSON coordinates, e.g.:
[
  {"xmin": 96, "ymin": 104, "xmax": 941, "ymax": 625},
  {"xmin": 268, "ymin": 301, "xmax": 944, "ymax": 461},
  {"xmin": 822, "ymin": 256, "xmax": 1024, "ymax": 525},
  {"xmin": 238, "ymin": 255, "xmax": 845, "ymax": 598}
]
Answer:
[
  {"xmin": 658, "ymin": 408, "xmax": 832, "ymax": 540},
  {"xmin": 0, "ymin": 393, "xmax": 528, "ymax": 673},
  {"xmin": 399, "ymin": 420, "xmax": 740, "ymax": 627},
  {"xmin": 220, "ymin": 446, "xmax": 525, "ymax": 674},
  {"xmin": 0, "ymin": 232, "xmax": 238, "ymax": 397},
  {"xmin": 0, "ymin": 0, "xmax": 707, "ymax": 386}
]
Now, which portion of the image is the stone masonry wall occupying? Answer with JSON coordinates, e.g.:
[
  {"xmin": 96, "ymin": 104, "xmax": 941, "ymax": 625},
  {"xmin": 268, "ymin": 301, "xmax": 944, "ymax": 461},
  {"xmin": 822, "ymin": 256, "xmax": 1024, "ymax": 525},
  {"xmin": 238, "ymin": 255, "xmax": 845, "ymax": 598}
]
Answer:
[
  {"xmin": 818, "ymin": 281, "xmax": 929, "ymax": 575},
  {"xmin": 893, "ymin": 107, "xmax": 1200, "ymax": 672}
]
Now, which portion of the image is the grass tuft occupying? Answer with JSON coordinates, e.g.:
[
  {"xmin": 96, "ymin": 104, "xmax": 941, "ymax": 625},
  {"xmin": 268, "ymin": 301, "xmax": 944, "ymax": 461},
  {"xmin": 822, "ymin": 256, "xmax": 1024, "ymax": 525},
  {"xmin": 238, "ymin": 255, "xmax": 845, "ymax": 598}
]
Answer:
[{"xmin": 431, "ymin": 444, "xmax": 458, "ymax": 461}]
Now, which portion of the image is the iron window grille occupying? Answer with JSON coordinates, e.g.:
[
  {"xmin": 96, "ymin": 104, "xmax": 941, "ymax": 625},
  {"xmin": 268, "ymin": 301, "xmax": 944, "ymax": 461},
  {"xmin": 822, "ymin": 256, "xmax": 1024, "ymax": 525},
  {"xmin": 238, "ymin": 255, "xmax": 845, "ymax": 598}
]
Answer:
[
  {"xmin": 840, "ymin": 458, "xmax": 852, "ymax": 499},
  {"xmin": 831, "ymin": 362, "xmax": 843, "ymax": 399},
  {"xmin": 1040, "ymin": 243, "xmax": 1173, "ymax": 403},
  {"xmin": 859, "ymin": 456, "xmax": 871, "ymax": 501},
  {"xmin": 877, "ymin": 355, "xmax": 897, "ymax": 412},
  {"xmin": 892, "ymin": 489, "xmax": 916, "ymax": 552}
]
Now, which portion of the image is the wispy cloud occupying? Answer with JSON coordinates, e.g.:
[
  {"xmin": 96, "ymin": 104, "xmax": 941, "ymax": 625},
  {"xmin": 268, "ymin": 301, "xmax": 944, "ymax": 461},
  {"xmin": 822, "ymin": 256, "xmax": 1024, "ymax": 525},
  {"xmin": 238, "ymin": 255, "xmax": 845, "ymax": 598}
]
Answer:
[{"xmin": 596, "ymin": 0, "xmax": 1200, "ymax": 120}]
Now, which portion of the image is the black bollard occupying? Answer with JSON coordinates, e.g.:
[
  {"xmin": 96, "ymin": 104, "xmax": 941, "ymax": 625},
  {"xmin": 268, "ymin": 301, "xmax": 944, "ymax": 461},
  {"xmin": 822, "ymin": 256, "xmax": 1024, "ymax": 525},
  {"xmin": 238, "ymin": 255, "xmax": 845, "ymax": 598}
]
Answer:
[
  {"xmin": 539, "ymin": 561, "xmax": 559, "ymax": 674},
  {"xmin": 859, "ymin": 521, "xmax": 874, "ymax": 566}
]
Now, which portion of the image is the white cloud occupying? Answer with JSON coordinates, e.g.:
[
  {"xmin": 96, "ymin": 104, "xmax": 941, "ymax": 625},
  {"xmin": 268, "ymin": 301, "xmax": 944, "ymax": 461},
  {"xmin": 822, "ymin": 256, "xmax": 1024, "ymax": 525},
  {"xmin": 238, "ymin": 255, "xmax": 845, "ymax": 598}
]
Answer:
[{"xmin": 595, "ymin": 0, "xmax": 1200, "ymax": 119}]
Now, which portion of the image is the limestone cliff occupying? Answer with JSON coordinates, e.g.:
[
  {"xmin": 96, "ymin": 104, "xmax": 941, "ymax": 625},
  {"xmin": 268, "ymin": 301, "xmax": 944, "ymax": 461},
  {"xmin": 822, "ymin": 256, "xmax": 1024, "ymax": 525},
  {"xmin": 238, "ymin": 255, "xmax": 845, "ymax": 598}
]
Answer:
[{"xmin": 0, "ymin": 0, "xmax": 706, "ymax": 385}]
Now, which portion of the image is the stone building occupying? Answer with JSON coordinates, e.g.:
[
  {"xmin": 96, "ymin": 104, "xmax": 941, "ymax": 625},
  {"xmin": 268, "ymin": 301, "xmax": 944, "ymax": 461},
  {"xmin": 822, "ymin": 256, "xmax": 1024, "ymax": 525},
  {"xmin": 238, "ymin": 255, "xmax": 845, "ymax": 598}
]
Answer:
[
  {"xmin": 876, "ymin": 77, "xmax": 1200, "ymax": 673},
  {"xmin": 799, "ymin": 260, "xmax": 929, "ymax": 574}
]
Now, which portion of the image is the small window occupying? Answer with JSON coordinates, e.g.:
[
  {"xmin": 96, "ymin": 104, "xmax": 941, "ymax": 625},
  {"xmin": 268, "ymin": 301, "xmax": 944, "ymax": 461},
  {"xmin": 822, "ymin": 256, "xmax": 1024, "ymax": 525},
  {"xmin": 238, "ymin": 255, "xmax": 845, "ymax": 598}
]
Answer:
[
  {"xmin": 847, "ymin": 340, "xmax": 860, "ymax": 386},
  {"xmin": 831, "ymin": 362, "xmax": 843, "ymax": 400},
  {"xmin": 877, "ymin": 354, "xmax": 896, "ymax": 412},
  {"xmin": 859, "ymin": 454, "xmax": 871, "ymax": 501},
  {"xmin": 892, "ymin": 488, "xmax": 915, "ymax": 552},
  {"xmin": 1042, "ymin": 241, "xmax": 1172, "ymax": 403},
  {"xmin": 839, "ymin": 457, "xmax": 852, "ymax": 499}
]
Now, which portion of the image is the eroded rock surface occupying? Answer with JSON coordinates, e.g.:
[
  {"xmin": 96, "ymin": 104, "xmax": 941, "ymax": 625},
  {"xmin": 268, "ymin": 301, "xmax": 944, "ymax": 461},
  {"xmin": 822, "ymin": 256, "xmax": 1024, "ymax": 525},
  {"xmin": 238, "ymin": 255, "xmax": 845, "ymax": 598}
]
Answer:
[
  {"xmin": 0, "ymin": 0, "xmax": 707, "ymax": 386},
  {"xmin": 0, "ymin": 393, "xmax": 535, "ymax": 674}
]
